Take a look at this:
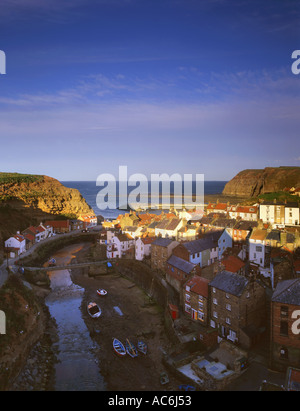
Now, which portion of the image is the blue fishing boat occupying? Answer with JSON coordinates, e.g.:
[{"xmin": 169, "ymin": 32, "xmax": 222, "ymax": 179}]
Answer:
[
  {"xmin": 113, "ymin": 338, "xmax": 126, "ymax": 357},
  {"xmin": 125, "ymin": 339, "xmax": 138, "ymax": 358},
  {"xmin": 137, "ymin": 340, "xmax": 147, "ymax": 355}
]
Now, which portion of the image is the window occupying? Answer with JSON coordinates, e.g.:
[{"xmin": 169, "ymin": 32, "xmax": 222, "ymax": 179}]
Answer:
[
  {"xmin": 280, "ymin": 306, "xmax": 288, "ymax": 318},
  {"xmin": 212, "ymin": 287, "xmax": 216, "ymax": 293},
  {"xmin": 198, "ymin": 311, "xmax": 204, "ymax": 322},
  {"xmin": 186, "ymin": 285, "xmax": 190, "ymax": 292},
  {"xmin": 213, "ymin": 311, "xmax": 218, "ymax": 319},
  {"xmin": 256, "ymin": 245, "xmax": 262, "ymax": 252},
  {"xmin": 185, "ymin": 304, "xmax": 191, "ymax": 314},
  {"xmin": 280, "ymin": 321, "xmax": 288, "ymax": 337},
  {"xmin": 226, "ymin": 303, "xmax": 231, "ymax": 311},
  {"xmin": 185, "ymin": 293, "xmax": 190, "ymax": 303},
  {"xmin": 210, "ymin": 319, "xmax": 216, "ymax": 328},
  {"xmin": 226, "ymin": 317, "xmax": 231, "ymax": 325},
  {"xmin": 280, "ymin": 346, "xmax": 288, "ymax": 359},
  {"xmin": 213, "ymin": 298, "xmax": 218, "ymax": 305},
  {"xmin": 225, "ymin": 293, "xmax": 230, "ymax": 299}
]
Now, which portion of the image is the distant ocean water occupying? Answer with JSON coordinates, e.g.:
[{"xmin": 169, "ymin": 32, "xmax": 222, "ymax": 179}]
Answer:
[{"xmin": 61, "ymin": 180, "xmax": 228, "ymax": 220}]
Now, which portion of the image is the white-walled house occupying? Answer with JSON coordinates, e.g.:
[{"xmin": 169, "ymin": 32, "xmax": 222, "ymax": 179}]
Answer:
[
  {"xmin": 259, "ymin": 201, "xmax": 285, "ymax": 227},
  {"xmin": 135, "ymin": 237, "xmax": 155, "ymax": 261},
  {"xmin": 259, "ymin": 201, "xmax": 299, "ymax": 227},
  {"xmin": 249, "ymin": 228, "xmax": 268, "ymax": 267},
  {"xmin": 5, "ymin": 234, "xmax": 26, "ymax": 257},
  {"xmin": 228, "ymin": 205, "xmax": 258, "ymax": 221},
  {"xmin": 106, "ymin": 233, "xmax": 135, "ymax": 259},
  {"xmin": 284, "ymin": 203, "xmax": 299, "ymax": 226},
  {"xmin": 155, "ymin": 218, "xmax": 184, "ymax": 239}
]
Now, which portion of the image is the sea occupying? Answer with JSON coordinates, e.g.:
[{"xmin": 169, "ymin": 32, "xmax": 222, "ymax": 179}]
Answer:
[{"xmin": 61, "ymin": 180, "xmax": 228, "ymax": 220}]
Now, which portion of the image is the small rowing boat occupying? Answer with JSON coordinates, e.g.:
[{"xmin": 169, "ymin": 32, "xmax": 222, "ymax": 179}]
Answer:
[
  {"xmin": 113, "ymin": 338, "xmax": 126, "ymax": 357},
  {"xmin": 160, "ymin": 372, "xmax": 169, "ymax": 385},
  {"xmin": 97, "ymin": 288, "xmax": 107, "ymax": 296},
  {"xmin": 87, "ymin": 302, "xmax": 101, "ymax": 318},
  {"xmin": 125, "ymin": 339, "xmax": 138, "ymax": 358},
  {"xmin": 137, "ymin": 340, "xmax": 147, "ymax": 355}
]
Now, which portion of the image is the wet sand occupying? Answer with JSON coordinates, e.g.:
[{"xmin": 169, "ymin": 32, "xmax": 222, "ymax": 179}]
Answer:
[{"xmin": 68, "ymin": 244, "xmax": 183, "ymax": 391}]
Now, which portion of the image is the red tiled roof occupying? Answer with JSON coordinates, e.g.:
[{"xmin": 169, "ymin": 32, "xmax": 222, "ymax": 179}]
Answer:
[
  {"xmin": 207, "ymin": 203, "xmax": 228, "ymax": 211},
  {"xmin": 14, "ymin": 234, "xmax": 25, "ymax": 242},
  {"xmin": 24, "ymin": 233, "xmax": 35, "ymax": 242},
  {"xmin": 185, "ymin": 276, "xmax": 209, "ymax": 297},
  {"xmin": 36, "ymin": 225, "xmax": 45, "ymax": 232},
  {"xmin": 221, "ymin": 255, "xmax": 245, "ymax": 273},
  {"xmin": 229, "ymin": 205, "xmax": 257, "ymax": 213}
]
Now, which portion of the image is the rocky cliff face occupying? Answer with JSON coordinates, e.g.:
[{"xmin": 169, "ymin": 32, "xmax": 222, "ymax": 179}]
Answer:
[
  {"xmin": 0, "ymin": 174, "xmax": 93, "ymax": 217},
  {"xmin": 222, "ymin": 167, "xmax": 300, "ymax": 197}
]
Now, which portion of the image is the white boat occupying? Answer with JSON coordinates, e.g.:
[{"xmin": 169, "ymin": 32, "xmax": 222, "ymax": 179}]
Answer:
[
  {"xmin": 97, "ymin": 288, "xmax": 107, "ymax": 296},
  {"xmin": 87, "ymin": 302, "xmax": 101, "ymax": 318}
]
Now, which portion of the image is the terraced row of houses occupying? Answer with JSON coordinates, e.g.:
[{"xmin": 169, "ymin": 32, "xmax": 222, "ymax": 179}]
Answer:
[
  {"xmin": 4, "ymin": 214, "xmax": 97, "ymax": 258},
  {"xmin": 103, "ymin": 200, "xmax": 300, "ymax": 371}
]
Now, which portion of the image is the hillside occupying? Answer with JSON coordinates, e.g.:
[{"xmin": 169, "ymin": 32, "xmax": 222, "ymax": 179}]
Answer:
[
  {"xmin": 0, "ymin": 173, "xmax": 94, "ymax": 255},
  {"xmin": 222, "ymin": 167, "xmax": 300, "ymax": 198}
]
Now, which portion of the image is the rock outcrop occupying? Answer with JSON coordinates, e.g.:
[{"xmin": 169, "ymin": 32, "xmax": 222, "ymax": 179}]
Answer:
[
  {"xmin": 0, "ymin": 173, "xmax": 94, "ymax": 218},
  {"xmin": 222, "ymin": 167, "xmax": 300, "ymax": 197}
]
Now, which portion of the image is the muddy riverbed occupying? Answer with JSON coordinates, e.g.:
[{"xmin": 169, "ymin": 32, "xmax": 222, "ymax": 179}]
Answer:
[{"xmin": 12, "ymin": 242, "xmax": 183, "ymax": 391}]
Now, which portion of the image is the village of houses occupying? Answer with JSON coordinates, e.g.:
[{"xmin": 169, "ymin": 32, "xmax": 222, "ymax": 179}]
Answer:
[
  {"xmin": 3, "ymin": 198, "xmax": 300, "ymax": 389},
  {"xmin": 100, "ymin": 198, "xmax": 300, "ymax": 387}
]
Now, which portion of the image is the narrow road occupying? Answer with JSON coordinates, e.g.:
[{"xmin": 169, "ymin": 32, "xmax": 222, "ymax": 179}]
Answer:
[{"xmin": 0, "ymin": 226, "xmax": 102, "ymax": 287}]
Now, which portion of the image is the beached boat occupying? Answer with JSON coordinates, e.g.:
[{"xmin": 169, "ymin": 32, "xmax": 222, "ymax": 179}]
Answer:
[
  {"xmin": 137, "ymin": 340, "xmax": 147, "ymax": 355},
  {"xmin": 179, "ymin": 384, "xmax": 196, "ymax": 391},
  {"xmin": 160, "ymin": 372, "xmax": 169, "ymax": 385},
  {"xmin": 87, "ymin": 302, "xmax": 101, "ymax": 318},
  {"xmin": 125, "ymin": 339, "xmax": 138, "ymax": 358},
  {"xmin": 113, "ymin": 338, "xmax": 126, "ymax": 357},
  {"xmin": 96, "ymin": 288, "xmax": 107, "ymax": 296}
]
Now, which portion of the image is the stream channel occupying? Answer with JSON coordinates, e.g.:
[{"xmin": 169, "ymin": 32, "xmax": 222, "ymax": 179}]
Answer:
[{"xmin": 45, "ymin": 244, "xmax": 106, "ymax": 391}]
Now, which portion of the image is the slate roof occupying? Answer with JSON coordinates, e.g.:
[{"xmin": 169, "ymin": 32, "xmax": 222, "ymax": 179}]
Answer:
[
  {"xmin": 152, "ymin": 237, "xmax": 174, "ymax": 247},
  {"xmin": 181, "ymin": 236, "xmax": 217, "ymax": 254},
  {"xmin": 156, "ymin": 219, "xmax": 169, "ymax": 229},
  {"xmin": 209, "ymin": 270, "xmax": 249, "ymax": 297},
  {"xmin": 166, "ymin": 218, "xmax": 181, "ymax": 230},
  {"xmin": 272, "ymin": 279, "xmax": 300, "ymax": 305},
  {"xmin": 266, "ymin": 230, "xmax": 281, "ymax": 241},
  {"xmin": 167, "ymin": 255, "xmax": 196, "ymax": 274},
  {"xmin": 211, "ymin": 218, "xmax": 236, "ymax": 228},
  {"xmin": 148, "ymin": 221, "xmax": 159, "ymax": 229}
]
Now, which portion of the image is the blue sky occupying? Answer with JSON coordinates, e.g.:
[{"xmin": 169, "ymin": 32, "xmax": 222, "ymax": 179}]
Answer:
[{"xmin": 0, "ymin": 0, "xmax": 299, "ymax": 181}]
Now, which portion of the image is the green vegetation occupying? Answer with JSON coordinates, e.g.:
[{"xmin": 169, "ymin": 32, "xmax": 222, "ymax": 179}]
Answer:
[
  {"xmin": 257, "ymin": 191, "xmax": 300, "ymax": 204},
  {"xmin": 0, "ymin": 173, "xmax": 44, "ymax": 185}
]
